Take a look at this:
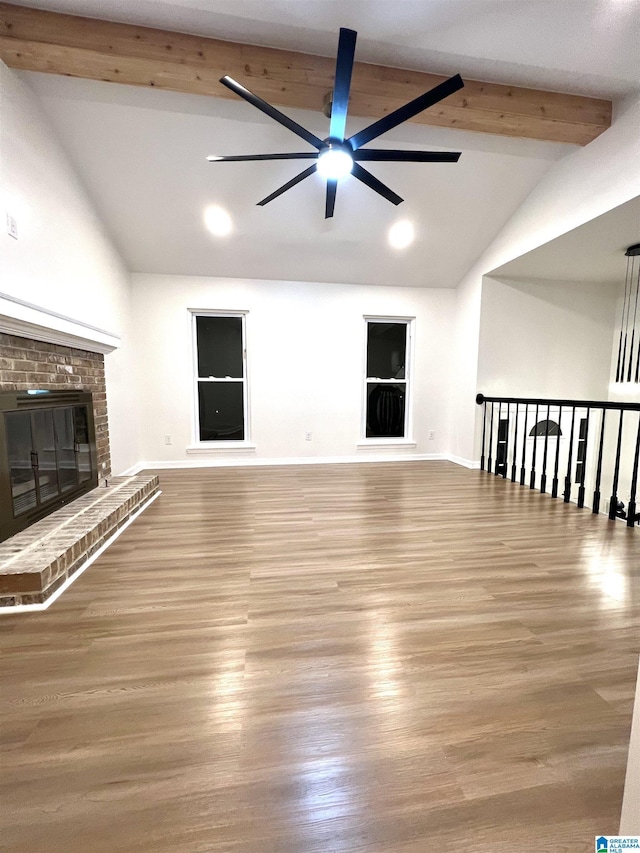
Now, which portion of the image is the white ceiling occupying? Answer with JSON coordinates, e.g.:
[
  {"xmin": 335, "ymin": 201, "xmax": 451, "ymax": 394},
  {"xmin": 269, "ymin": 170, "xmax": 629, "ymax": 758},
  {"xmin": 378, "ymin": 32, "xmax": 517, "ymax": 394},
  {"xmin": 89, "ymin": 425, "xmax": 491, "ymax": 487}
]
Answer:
[
  {"xmin": 490, "ymin": 196, "xmax": 640, "ymax": 284},
  {"xmin": 12, "ymin": 0, "xmax": 640, "ymax": 287}
]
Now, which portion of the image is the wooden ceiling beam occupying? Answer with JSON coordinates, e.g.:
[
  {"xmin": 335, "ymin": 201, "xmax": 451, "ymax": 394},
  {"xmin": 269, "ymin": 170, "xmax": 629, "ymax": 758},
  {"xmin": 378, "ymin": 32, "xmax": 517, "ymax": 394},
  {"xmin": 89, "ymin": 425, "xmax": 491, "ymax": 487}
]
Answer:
[{"xmin": 0, "ymin": 2, "xmax": 612, "ymax": 146}]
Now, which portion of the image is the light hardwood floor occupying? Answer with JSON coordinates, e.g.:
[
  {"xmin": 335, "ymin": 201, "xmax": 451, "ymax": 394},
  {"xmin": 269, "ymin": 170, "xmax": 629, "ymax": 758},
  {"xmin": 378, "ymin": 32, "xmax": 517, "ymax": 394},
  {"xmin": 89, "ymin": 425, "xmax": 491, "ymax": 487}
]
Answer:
[{"xmin": 1, "ymin": 461, "xmax": 639, "ymax": 852}]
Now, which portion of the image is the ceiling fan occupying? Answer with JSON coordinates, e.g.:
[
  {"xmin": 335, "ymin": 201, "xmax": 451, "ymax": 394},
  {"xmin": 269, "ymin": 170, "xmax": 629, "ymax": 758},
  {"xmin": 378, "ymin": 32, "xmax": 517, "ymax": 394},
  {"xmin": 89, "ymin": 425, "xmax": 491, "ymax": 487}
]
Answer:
[{"xmin": 208, "ymin": 28, "xmax": 464, "ymax": 219}]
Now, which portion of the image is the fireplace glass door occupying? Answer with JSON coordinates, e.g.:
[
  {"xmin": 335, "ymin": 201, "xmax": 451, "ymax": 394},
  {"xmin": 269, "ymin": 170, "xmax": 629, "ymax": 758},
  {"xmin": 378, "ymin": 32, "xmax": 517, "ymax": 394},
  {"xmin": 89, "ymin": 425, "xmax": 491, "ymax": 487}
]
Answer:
[
  {"xmin": 1, "ymin": 393, "xmax": 98, "ymax": 540},
  {"xmin": 5, "ymin": 412, "xmax": 37, "ymax": 517}
]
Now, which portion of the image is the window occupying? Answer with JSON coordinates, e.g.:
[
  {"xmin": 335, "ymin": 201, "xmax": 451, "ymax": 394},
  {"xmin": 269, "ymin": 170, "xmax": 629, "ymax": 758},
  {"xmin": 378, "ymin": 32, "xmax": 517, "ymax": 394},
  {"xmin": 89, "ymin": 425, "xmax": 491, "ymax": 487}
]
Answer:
[
  {"xmin": 193, "ymin": 313, "xmax": 247, "ymax": 442},
  {"xmin": 529, "ymin": 419, "xmax": 562, "ymax": 437},
  {"xmin": 364, "ymin": 318, "xmax": 412, "ymax": 439}
]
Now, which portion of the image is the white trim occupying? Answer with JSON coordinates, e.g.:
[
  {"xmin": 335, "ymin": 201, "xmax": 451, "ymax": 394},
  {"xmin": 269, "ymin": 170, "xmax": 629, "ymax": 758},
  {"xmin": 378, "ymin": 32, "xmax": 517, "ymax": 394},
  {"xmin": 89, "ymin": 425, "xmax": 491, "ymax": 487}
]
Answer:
[
  {"xmin": 0, "ymin": 491, "xmax": 161, "ymax": 615},
  {"xmin": 196, "ymin": 377, "xmax": 244, "ymax": 383},
  {"xmin": 356, "ymin": 439, "xmax": 417, "ymax": 448},
  {"xmin": 0, "ymin": 292, "xmax": 120, "ymax": 353},
  {"xmin": 119, "ymin": 462, "xmax": 145, "ymax": 476},
  {"xmin": 444, "ymin": 454, "xmax": 482, "ymax": 469},
  {"xmin": 189, "ymin": 309, "xmax": 250, "ymax": 445},
  {"xmin": 186, "ymin": 442, "xmax": 257, "ymax": 454},
  {"xmin": 119, "ymin": 454, "xmax": 479, "ymax": 474},
  {"xmin": 364, "ymin": 313, "xmax": 416, "ymax": 322},
  {"xmin": 135, "ymin": 454, "xmax": 444, "ymax": 470},
  {"xmin": 362, "ymin": 315, "xmax": 415, "ymax": 441}
]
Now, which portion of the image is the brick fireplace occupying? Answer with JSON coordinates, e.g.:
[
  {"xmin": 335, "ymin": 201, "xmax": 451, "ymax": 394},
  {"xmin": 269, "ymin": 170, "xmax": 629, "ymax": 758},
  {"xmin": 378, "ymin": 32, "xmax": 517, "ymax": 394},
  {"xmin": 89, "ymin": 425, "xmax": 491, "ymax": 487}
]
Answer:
[
  {"xmin": 0, "ymin": 332, "xmax": 111, "ymax": 476},
  {"xmin": 0, "ymin": 329, "xmax": 159, "ymax": 610}
]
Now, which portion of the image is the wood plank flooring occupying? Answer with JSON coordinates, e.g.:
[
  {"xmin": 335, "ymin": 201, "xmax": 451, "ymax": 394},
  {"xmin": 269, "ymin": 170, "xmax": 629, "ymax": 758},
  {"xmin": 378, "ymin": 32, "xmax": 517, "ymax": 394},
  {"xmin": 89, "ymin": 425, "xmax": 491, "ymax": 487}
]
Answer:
[{"xmin": 1, "ymin": 461, "xmax": 639, "ymax": 852}]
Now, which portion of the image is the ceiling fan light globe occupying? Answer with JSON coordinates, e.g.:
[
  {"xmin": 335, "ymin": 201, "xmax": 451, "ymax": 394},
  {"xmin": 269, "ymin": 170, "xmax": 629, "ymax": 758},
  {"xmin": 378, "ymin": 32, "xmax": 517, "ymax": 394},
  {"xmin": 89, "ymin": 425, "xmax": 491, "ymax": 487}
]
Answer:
[{"xmin": 317, "ymin": 147, "xmax": 354, "ymax": 180}]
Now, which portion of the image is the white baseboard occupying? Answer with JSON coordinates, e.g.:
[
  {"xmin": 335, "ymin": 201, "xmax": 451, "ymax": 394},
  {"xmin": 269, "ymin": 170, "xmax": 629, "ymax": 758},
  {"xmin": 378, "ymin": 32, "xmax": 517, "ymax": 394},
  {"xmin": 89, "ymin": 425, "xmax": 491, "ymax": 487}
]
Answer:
[
  {"xmin": 120, "ymin": 453, "xmax": 485, "ymax": 472},
  {"xmin": 443, "ymin": 454, "xmax": 481, "ymax": 469},
  {"xmin": 120, "ymin": 462, "xmax": 145, "ymax": 476},
  {"xmin": 132, "ymin": 453, "xmax": 446, "ymax": 470}
]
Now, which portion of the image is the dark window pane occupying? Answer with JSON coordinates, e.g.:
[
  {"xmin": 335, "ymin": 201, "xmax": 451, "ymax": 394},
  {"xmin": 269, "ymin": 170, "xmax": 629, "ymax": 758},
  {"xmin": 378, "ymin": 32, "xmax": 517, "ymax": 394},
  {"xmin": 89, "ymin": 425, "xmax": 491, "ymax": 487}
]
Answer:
[
  {"xmin": 32, "ymin": 410, "xmax": 59, "ymax": 503},
  {"xmin": 198, "ymin": 382, "xmax": 244, "ymax": 441},
  {"xmin": 73, "ymin": 407, "xmax": 92, "ymax": 483},
  {"xmin": 5, "ymin": 412, "xmax": 37, "ymax": 516},
  {"xmin": 54, "ymin": 408, "xmax": 77, "ymax": 492},
  {"xmin": 196, "ymin": 316, "xmax": 243, "ymax": 378},
  {"xmin": 366, "ymin": 383, "xmax": 405, "ymax": 438},
  {"xmin": 367, "ymin": 323, "xmax": 406, "ymax": 380}
]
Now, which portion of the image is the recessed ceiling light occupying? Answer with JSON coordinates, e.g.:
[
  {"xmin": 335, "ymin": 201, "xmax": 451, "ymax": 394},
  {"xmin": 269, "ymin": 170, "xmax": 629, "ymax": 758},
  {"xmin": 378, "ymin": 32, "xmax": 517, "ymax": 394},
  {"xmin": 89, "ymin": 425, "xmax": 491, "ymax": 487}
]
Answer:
[
  {"xmin": 204, "ymin": 205, "xmax": 233, "ymax": 237},
  {"xmin": 388, "ymin": 220, "xmax": 415, "ymax": 249}
]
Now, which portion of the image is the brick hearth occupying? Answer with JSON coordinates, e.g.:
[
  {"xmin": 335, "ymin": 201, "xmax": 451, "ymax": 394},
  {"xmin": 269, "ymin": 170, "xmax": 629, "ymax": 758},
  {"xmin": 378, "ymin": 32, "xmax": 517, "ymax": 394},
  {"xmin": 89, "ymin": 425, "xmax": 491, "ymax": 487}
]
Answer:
[{"xmin": 0, "ymin": 475, "xmax": 159, "ymax": 608}]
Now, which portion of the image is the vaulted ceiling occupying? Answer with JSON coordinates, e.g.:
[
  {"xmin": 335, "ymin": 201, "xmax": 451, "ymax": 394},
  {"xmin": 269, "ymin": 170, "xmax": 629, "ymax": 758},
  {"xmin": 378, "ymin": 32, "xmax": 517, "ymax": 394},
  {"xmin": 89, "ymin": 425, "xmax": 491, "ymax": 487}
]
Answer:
[{"xmin": 3, "ymin": 0, "xmax": 640, "ymax": 287}]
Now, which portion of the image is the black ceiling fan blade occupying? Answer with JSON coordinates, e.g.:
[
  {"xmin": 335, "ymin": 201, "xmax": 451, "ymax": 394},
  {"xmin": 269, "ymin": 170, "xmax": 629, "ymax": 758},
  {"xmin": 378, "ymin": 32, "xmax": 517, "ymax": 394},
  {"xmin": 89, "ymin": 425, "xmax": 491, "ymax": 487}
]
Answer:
[
  {"xmin": 220, "ymin": 76, "xmax": 324, "ymax": 150},
  {"xmin": 257, "ymin": 164, "xmax": 318, "ymax": 206},
  {"xmin": 329, "ymin": 28, "xmax": 357, "ymax": 143},
  {"xmin": 208, "ymin": 152, "xmax": 319, "ymax": 162},
  {"xmin": 351, "ymin": 163, "xmax": 403, "ymax": 206},
  {"xmin": 348, "ymin": 74, "xmax": 464, "ymax": 150},
  {"xmin": 325, "ymin": 180, "xmax": 338, "ymax": 219},
  {"xmin": 354, "ymin": 149, "xmax": 461, "ymax": 163}
]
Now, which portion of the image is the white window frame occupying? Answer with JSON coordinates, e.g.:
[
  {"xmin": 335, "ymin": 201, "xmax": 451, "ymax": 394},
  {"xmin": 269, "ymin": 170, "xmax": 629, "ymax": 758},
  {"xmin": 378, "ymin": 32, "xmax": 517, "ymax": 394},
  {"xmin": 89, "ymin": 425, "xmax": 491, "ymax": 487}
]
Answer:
[
  {"xmin": 360, "ymin": 315, "xmax": 415, "ymax": 445},
  {"xmin": 188, "ymin": 309, "xmax": 252, "ymax": 449}
]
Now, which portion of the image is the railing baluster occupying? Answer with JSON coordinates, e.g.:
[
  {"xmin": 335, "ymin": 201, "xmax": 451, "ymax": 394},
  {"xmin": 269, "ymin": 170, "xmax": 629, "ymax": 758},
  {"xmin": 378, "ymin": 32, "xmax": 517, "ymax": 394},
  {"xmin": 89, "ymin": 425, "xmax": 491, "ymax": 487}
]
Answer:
[
  {"xmin": 511, "ymin": 403, "xmax": 519, "ymax": 482},
  {"xmin": 540, "ymin": 403, "xmax": 551, "ymax": 494},
  {"xmin": 502, "ymin": 403, "xmax": 509, "ymax": 479},
  {"xmin": 552, "ymin": 405, "xmax": 562, "ymax": 498},
  {"xmin": 609, "ymin": 411, "xmax": 625, "ymax": 520},
  {"xmin": 487, "ymin": 402, "xmax": 494, "ymax": 475},
  {"xmin": 592, "ymin": 410, "xmax": 606, "ymax": 514},
  {"xmin": 480, "ymin": 400, "xmax": 487, "ymax": 471},
  {"xmin": 495, "ymin": 402, "xmax": 502, "ymax": 476},
  {"xmin": 577, "ymin": 408, "xmax": 590, "ymax": 509},
  {"xmin": 530, "ymin": 404, "xmax": 539, "ymax": 489},
  {"xmin": 626, "ymin": 414, "xmax": 640, "ymax": 528},
  {"xmin": 564, "ymin": 406, "xmax": 577, "ymax": 503},
  {"xmin": 520, "ymin": 404, "xmax": 529, "ymax": 486}
]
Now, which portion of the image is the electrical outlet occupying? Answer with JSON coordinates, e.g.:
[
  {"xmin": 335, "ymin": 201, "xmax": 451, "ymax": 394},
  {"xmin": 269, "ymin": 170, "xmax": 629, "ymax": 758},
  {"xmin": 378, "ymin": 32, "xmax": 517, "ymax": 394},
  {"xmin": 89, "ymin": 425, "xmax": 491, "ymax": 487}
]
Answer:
[
  {"xmin": 305, "ymin": 431, "xmax": 312, "ymax": 441},
  {"xmin": 428, "ymin": 430, "xmax": 436, "ymax": 440},
  {"xmin": 6, "ymin": 212, "xmax": 17, "ymax": 240},
  {"xmin": 164, "ymin": 434, "xmax": 173, "ymax": 445}
]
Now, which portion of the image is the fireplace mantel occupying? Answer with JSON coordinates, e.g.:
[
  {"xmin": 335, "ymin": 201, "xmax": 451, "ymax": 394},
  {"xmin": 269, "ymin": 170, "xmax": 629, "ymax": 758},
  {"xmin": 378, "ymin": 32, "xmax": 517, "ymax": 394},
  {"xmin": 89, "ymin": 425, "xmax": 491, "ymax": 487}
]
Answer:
[{"xmin": 0, "ymin": 292, "xmax": 120, "ymax": 354}]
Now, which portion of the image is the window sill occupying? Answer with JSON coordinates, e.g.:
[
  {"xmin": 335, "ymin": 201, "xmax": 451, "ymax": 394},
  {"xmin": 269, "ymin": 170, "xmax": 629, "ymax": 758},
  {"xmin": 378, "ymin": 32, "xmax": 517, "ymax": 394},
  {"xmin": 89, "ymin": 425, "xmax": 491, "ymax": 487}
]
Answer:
[
  {"xmin": 356, "ymin": 439, "xmax": 417, "ymax": 448},
  {"xmin": 186, "ymin": 442, "xmax": 257, "ymax": 454}
]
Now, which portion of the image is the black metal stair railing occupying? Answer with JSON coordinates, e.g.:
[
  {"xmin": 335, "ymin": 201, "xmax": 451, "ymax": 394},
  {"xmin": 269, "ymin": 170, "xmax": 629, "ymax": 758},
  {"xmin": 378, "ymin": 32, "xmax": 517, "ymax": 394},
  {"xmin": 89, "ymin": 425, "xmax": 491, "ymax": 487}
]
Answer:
[{"xmin": 476, "ymin": 394, "xmax": 640, "ymax": 527}]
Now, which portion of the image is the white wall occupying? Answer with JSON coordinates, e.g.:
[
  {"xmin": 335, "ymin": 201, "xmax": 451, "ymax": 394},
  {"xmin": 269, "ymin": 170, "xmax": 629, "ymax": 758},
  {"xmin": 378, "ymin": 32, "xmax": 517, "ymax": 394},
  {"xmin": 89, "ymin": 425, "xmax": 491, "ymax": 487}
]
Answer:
[
  {"xmin": 451, "ymin": 94, "xmax": 640, "ymax": 463},
  {"xmin": 0, "ymin": 62, "xmax": 138, "ymax": 474},
  {"xmin": 478, "ymin": 276, "xmax": 617, "ymax": 399},
  {"xmin": 131, "ymin": 274, "xmax": 455, "ymax": 465},
  {"xmin": 449, "ymin": 273, "xmax": 483, "ymax": 466}
]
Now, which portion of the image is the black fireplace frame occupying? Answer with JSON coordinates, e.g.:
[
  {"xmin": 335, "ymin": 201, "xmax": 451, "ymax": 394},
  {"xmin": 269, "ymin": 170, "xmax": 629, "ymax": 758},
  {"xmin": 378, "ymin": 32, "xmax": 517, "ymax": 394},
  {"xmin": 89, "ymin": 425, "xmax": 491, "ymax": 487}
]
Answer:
[{"xmin": 0, "ymin": 389, "xmax": 98, "ymax": 542}]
